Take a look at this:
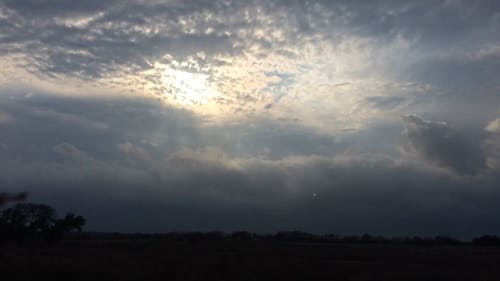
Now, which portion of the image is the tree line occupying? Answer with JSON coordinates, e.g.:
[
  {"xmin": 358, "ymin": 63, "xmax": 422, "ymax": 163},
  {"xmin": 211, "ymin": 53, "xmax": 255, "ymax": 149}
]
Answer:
[
  {"xmin": 68, "ymin": 231, "xmax": 500, "ymax": 246},
  {"xmin": 0, "ymin": 200, "xmax": 86, "ymax": 244},
  {"xmin": 2, "ymin": 192, "xmax": 500, "ymax": 246}
]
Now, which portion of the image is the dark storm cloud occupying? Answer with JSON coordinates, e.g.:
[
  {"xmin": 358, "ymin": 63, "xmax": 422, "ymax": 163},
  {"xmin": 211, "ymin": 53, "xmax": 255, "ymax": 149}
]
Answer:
[
  {"xmin": 0, "ymin": 92, "xmax": 347, "ymax": 165},
  {"xmin": 0, "ymin": 93, "xmax": 202, "ymax": 163},
  {"xmin": 409, "ymin": 49, "xmax": 500, "ymax": 94},
  {"xmin": 52, "ymin": 142, "xmax": 95, "ymax": 163},
  {"xmin": 401, "ymin": 115, "xmax": 486, "ymax": 174},
  {"xmin": 3, "ymin": 139, "xmax": 500, "ymax": 236},
  {"xmin": 1, "ymin": 93, "xmax": 500, "ymax": 236}
]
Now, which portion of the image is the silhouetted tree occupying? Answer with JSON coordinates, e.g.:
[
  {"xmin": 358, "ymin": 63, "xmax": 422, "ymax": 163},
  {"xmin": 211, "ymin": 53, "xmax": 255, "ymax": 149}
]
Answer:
[
  {"xmin": 205, "ymin": 231, "xmax": 225, "ymax": 240},
  {"xmin": 0, "ymin": 203, "xmax": 85, "ymax": 244},
  {"xmin": 231, "ymin": 231, "xmax": 254, "ymax": 240},
  {"xmin": 473, "ymin": 235, "xmax": 500, "ymax": 246},
  {"xmin": 55, "ymin": 213, "xmax": 86, "ymax": 232},
  {"xmin": 1, "ymin": 203, "xmax": 55, "ymax": 231},
  {"xmin": 341, "ymin": 235, "xmax": 361, "ymax": 243},
  {"xmin": 361, "ymin": 234, "xmax": 373, "ymax": 243},
  {"xmin": 274, "ymin": 231, "xmax": 316, "ymax": 242},
  {"xmin": 434, "ymin": 235, "xmax": 459, "ymax": 245}
]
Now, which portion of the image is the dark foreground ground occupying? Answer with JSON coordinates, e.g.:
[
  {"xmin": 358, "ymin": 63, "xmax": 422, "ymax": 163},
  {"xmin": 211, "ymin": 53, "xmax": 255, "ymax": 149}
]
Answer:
[{"xmin": 2, "ymin": 239, "xmax": 500, "ymax": 280}]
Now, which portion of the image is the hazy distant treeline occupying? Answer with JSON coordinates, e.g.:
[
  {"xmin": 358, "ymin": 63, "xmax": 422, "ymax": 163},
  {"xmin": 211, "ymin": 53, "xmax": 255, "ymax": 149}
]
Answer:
[{"xmin": 66, "ymin": 231, "xmax": 500, "ymax": 246}]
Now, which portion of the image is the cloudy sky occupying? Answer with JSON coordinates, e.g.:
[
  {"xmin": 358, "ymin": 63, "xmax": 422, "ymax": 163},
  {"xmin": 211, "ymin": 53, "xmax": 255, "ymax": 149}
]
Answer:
[{"xmin": 0, "ymin": 0, "xmax": 499, "ymax": 237}]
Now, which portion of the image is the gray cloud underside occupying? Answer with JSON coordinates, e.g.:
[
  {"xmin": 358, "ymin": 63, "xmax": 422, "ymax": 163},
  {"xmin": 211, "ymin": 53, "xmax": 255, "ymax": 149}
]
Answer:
[
  {"xmin": 1, "ymin": 93, "xmax": 499, "ymax": 236},
  {"xmin": 1, "ymin": 0, "xmax": 499, "ymax": 236},
  {"xmin": 401, "ymin": 115, "xmax": 486, "ymax": 174}
]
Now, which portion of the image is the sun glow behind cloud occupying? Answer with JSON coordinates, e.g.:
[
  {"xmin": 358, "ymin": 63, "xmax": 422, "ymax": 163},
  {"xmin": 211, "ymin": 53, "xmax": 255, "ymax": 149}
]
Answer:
[
  {"xmin": 160, "ymin": 66, "xmax": 216, "ymax": 107},
  {"xmin": 131, "ymin": 33, "xmax": 426, "ymax": 133},
  {"xmin": 1, "ymin": 0, "xmax": 498, "ymax": 133},
  {"xmin": 1, "ymin": 0, "xmax": 421, "ymax": 130}
]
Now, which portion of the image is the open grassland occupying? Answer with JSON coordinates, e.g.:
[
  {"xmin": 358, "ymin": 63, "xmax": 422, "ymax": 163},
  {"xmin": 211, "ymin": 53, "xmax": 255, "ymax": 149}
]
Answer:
[{"xmin": 2, "ymin": 239, "xmax": 500, "ymax": 280}]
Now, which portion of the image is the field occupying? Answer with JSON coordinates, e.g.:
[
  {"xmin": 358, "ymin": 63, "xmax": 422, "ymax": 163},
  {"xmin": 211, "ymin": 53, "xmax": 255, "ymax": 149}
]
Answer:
[{"xmin": 2, "ymin": 239, "xmax": 500, "ymax": 280}]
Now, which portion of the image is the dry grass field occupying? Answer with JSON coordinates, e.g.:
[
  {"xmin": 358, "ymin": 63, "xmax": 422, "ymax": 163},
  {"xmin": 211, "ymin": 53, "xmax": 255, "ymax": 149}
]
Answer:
[{"xmin": 2, "ymin": 239, "xmax": 500, "ymax": 280}]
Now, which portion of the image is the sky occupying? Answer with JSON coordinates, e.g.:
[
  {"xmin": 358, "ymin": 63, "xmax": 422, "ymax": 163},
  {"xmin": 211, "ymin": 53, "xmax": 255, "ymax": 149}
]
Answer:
[{"xmin": 0, "ymin": 0, "xmax": 499, "ymax": 237}]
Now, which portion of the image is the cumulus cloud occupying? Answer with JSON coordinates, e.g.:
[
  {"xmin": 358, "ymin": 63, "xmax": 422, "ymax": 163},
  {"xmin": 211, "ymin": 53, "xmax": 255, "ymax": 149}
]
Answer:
[
  {"xmin": 53, "ymin": 142, "xmax": 94, "ymax": 163},
  {"xmin": 485, "ymin": 118, "xmax": 500, "ymax": 133},
  {"xmin": 118, "ymin": 142, "xmax": 151, "ymax": 164},
  {"xmin": 483, "ymin": 118, "xmax": 500, "ymax": 171},
  {"xmin": 0, "ymin": 111, "xmax": 14, "ymax": 125},
  {"xmin": 400, "ymin": 115, "xmax": 485, "ymax": 174}
]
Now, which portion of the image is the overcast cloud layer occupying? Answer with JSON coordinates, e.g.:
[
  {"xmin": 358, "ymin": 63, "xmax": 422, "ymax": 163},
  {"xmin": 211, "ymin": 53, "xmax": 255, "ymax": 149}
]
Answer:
[{"xmin": 0, "ymin": 0, "xmax": 499, "ymax": 236}]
